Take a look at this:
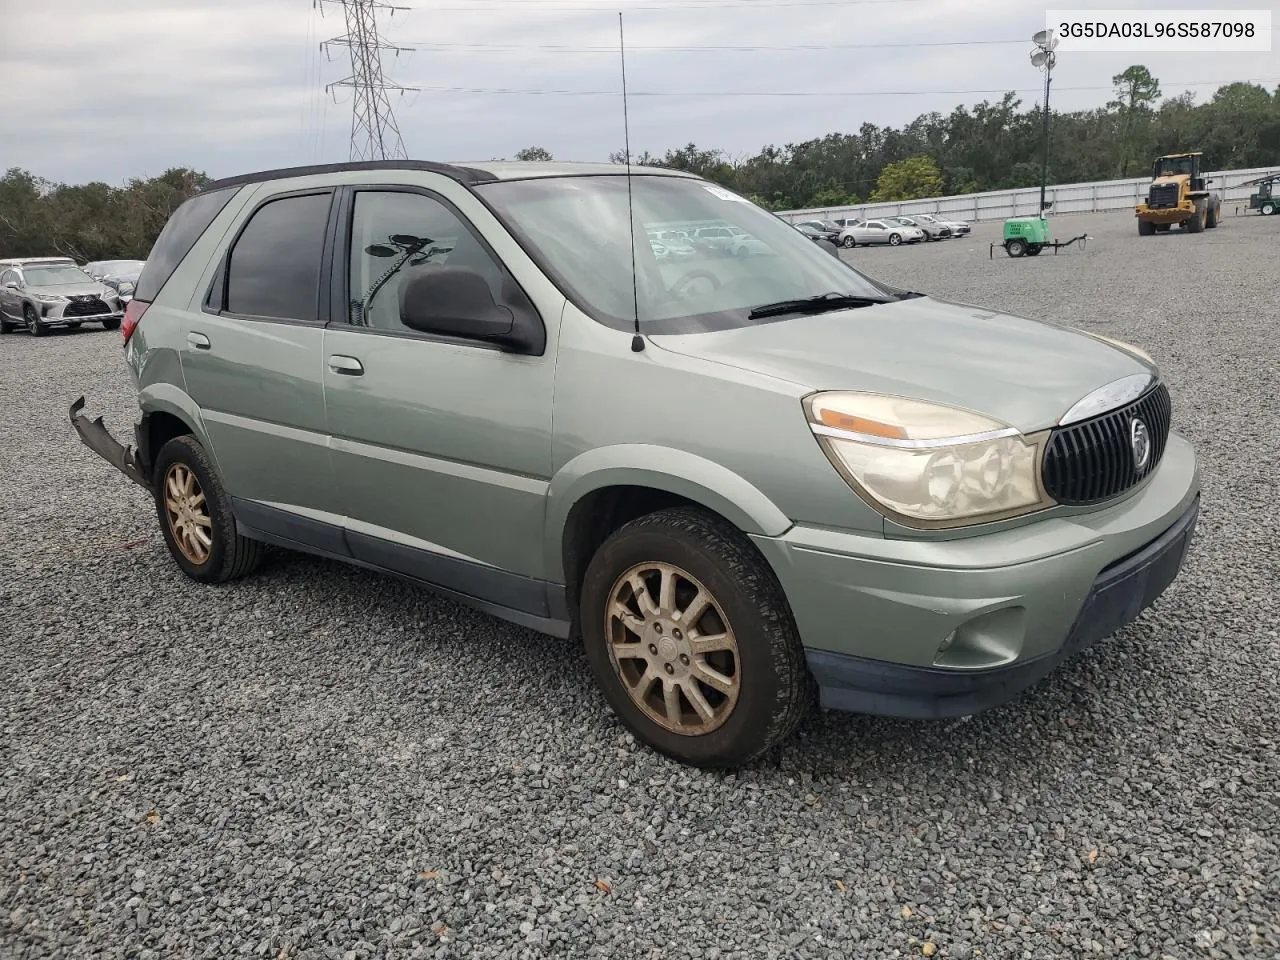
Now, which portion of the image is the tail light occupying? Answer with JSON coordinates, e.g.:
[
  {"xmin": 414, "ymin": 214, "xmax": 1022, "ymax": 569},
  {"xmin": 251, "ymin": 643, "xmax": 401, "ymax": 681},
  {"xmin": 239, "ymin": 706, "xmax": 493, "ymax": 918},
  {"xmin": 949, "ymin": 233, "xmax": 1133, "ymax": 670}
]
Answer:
[{"xmin": 121, "ymin": 299, "xmax": 149, "ymax": 344}]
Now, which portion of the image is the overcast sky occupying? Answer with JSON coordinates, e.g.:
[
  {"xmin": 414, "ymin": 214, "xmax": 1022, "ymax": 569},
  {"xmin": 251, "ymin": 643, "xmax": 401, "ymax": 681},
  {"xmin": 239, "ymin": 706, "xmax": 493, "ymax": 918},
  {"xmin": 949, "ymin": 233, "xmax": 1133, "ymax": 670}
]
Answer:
[{"xmin": 2, "ymin": 0, "xmax": 1276, "ymax": 185}]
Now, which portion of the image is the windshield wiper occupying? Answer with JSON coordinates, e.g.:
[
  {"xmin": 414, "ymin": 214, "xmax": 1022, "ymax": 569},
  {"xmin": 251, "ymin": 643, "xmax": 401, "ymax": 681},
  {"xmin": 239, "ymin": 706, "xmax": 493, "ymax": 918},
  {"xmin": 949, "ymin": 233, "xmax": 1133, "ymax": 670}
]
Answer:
[{"xmin": 748, "ymin": 291, "xmax": 891, "ymax": 320}]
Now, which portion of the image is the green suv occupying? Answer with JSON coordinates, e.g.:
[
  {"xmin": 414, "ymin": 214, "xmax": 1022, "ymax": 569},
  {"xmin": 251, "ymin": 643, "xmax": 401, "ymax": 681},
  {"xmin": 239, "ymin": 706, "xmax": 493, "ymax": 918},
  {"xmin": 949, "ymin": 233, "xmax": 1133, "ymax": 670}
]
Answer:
[{"xmin": 71, "ymin": 160, "xmax": 1199, "ymax": 768}]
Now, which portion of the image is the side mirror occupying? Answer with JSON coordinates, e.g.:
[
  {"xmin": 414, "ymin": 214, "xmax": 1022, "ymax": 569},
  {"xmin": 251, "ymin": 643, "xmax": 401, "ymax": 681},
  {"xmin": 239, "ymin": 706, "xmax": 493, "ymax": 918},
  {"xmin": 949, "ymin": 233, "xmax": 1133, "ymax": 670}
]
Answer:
[{"xmin": 399, "ymin": 265, "xmax": 541, "ymax": 353}]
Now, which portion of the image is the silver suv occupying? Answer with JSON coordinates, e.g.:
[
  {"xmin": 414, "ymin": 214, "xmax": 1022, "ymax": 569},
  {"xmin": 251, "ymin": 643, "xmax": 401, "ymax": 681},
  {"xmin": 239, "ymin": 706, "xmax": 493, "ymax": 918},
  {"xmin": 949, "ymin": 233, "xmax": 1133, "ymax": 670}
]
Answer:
[{"xmin": 0, "ymin": 260, "xmax": 125, "ymax": 335}]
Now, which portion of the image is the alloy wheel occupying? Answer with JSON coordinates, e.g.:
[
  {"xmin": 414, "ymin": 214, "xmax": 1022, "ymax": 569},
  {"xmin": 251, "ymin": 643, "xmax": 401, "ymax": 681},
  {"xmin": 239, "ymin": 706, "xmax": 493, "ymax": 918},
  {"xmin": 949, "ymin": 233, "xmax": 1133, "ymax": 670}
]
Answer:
[
  {"xmin": 604, "ymin": 561, "xmax": 741, "ymax": 735},
  {"xmin": 163, "ymin": 462, "xmax": 212, "ymax": 564}
]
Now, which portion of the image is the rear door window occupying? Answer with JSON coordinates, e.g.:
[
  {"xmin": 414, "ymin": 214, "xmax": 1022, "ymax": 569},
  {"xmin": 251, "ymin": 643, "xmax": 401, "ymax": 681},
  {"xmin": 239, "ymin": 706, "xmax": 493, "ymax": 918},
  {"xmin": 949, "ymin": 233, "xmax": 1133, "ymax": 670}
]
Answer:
[
  {"xmin": 224, "ymin": 192, "xmax": 332, "ymax": 322},
  {"xmin": 133, "ymin": 186, "xmax": 237, "ymax": 303}
]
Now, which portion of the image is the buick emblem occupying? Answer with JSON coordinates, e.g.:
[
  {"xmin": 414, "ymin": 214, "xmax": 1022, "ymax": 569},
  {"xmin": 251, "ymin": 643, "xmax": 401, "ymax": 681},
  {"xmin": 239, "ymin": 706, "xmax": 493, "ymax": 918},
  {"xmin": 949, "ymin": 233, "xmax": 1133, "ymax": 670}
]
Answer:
[{"xmin": 1130, "ymin": 418, "xmax": 1151, "ymax": 471}]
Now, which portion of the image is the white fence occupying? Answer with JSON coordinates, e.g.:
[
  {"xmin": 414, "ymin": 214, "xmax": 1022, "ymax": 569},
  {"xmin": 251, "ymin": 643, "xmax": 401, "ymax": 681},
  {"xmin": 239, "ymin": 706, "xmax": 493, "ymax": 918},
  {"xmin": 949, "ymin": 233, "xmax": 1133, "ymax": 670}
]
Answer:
[{"xmin": 777, "ymin": 165, "xmax": 1278, "ymax": 225}]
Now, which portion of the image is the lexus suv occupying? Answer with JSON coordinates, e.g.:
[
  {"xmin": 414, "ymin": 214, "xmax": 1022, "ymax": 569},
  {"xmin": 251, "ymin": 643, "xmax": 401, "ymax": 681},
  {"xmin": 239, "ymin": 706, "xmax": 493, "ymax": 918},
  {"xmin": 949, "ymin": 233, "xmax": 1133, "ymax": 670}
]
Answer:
[
  {"xmin": 71, "ymin": 160, "xmax": 1199, "ymax": 768},
  {"xmin": 1, "ymin": 260, "xmax": 125, "ymax": 334}
]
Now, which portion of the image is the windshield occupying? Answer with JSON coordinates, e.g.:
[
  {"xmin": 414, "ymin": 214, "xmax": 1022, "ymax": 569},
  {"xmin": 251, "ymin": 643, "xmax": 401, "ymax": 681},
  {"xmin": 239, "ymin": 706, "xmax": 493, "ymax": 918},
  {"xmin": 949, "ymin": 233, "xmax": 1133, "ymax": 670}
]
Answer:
[
  {"xmin": 100, "ymin": 260, "xmax": 145, "ymax": 276},
  {"xmin": 476, "ymin": 175, "xmax": 890, "ymax": 334},
  {"xmin": 24, "ymin": 266, "xmax": 91, "ymax": 286},
  {"xmin": 1155, "ymin": 156, "xmax": 1197, "ymax": 178}
]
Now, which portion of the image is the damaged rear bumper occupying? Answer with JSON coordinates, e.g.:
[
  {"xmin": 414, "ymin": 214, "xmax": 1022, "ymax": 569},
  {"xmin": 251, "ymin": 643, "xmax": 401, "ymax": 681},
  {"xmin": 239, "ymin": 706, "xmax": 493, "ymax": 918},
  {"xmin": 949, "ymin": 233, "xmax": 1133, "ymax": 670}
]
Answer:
[{"xmin": 69, "ymin": 396, "xmax": 150, "ymax": 489}]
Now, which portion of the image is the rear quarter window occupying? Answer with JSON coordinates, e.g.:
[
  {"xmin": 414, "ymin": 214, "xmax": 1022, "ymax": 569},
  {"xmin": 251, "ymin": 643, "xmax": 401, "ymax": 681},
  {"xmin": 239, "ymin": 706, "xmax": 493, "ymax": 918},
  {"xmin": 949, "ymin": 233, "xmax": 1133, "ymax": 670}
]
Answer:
[{"xmin": 133, "ymin": 187, "xmax": 238, "ymax": 303}]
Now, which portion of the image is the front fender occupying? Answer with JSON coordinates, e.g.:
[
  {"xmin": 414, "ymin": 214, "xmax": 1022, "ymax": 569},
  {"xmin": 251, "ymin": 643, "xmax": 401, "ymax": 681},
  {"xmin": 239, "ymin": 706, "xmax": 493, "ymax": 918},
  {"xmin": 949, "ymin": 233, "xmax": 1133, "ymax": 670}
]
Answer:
[{"xmin": 544, "ymin": 444, "xmax": 793, "ymax": 582}]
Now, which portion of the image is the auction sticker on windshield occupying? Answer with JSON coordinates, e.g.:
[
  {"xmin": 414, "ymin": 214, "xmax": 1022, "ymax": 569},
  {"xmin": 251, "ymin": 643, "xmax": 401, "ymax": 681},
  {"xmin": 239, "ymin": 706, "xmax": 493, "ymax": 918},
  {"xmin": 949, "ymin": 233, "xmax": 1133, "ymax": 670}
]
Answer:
[
  {"xmin": 1047, "ymin": 9, "xmax": 1271, "ymax": 51},
  {"xmin": 703, "ymin": 184, "xmax": 749, "ymax": 203}
]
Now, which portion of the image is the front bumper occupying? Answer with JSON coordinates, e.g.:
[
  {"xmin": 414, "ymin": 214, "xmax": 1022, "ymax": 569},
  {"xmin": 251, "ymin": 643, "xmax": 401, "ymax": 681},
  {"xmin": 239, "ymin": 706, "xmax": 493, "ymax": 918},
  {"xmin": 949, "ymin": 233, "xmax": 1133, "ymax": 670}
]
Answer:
[
  {"xmin": 69, "ymin": 396, "xmax": 149, "ymax": 488},
  {"xmin": 38, "ymin": 305, "xmax": 123, "ymax": 326},
  {"xmin": 751, "ymin": 432, "xmax": 1199, "ymax": 718},
  {"xmin": 806, "ymin": 497, "xmax": 1197, "ymax": 718},
  {"xmin": 1136, "ymin": 203, "xmax": 1193, "ymax": 223}
]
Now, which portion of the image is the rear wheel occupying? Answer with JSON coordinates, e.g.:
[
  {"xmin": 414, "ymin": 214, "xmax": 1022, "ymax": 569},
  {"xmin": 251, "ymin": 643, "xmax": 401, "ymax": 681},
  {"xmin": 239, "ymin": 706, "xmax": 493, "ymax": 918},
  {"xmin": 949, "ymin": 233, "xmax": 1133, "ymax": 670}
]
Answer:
[
  {"xmin": 153, "ymin": 435, "xmax": 265, "ymax": 584},
  {"xmin": 1005, "ymin": 238, "xmax": 1027, "ymax": 258},
  {"xmin": 1138, "ymin": 219, "xmax": 1156, "ymax": 236},
  {"xmin": 580, "ymin": 507, "xmax": 814, "ymax": 768}
]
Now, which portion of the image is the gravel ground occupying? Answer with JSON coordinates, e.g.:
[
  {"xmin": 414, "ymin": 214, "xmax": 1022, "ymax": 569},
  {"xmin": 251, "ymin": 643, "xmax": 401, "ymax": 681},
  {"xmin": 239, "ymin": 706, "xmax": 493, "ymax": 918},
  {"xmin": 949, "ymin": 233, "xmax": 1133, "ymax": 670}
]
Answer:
[{"xmin": 2, "ymin": 210, "xmax": 1278, "ymax": 959}]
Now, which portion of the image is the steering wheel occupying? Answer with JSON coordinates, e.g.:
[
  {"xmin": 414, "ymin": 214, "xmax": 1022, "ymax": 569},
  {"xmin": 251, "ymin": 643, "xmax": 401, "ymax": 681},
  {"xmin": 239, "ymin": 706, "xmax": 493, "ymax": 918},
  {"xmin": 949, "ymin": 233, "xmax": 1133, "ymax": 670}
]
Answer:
[{"xmin": 669, "ymin": 269, "xmax": 722, "ymax": 300}]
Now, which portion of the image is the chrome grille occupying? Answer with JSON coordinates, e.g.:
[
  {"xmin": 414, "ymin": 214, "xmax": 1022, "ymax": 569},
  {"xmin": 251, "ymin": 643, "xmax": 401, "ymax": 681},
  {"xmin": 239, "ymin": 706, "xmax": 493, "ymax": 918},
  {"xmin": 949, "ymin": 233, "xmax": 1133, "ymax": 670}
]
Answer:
[{"xmin": 1042, "ymin": 384, "xmax": 1173, "ymax": 505}]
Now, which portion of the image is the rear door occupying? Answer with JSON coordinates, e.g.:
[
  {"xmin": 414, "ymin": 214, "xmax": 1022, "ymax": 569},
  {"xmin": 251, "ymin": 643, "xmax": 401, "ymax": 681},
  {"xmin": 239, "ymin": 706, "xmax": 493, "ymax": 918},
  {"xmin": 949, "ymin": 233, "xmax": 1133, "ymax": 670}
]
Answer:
[
  {"xmin": 178, "ymin": 186, "xmax": 344, "ymax": 549},
  {"xmin": 321, "ymin": 182, "xmax": 557, "ymax": 611},
  {"xmin": 0, "ymin": 269, "xmax": 19, "ymax": 322}
]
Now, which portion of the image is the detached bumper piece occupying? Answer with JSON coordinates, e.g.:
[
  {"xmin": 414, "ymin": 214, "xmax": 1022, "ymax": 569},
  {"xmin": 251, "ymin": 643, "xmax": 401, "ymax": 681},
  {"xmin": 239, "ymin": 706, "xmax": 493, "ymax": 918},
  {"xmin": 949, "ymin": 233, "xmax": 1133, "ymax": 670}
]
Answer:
[
  {"xmin": 69, "ymin": 396, "xmax": 149, "ymax": 489},
  {"xmin": 807, "ymin": 496, "xmax": 1200, "ymax": 720}
]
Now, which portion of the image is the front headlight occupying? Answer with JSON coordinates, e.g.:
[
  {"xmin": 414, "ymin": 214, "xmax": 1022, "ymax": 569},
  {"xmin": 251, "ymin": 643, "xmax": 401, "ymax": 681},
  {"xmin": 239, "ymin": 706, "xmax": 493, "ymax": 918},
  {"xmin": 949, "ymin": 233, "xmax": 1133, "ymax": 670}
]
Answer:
[
  {"xmin": 805, "ymin": 392, "xmax": 1053, "ymax": 527},
  {"xmin": 33, "ymin": 293, "xmax": 68, "ymax": 303}
]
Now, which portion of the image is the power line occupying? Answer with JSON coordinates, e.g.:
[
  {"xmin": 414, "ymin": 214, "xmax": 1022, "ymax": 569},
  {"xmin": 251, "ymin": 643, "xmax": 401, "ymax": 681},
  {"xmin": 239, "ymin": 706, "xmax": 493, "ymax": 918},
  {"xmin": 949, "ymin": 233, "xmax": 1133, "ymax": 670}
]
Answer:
[
  {"xmin": 317, "ymin": 0, "xmax": 418, "ymax": 161},
  {"xmin": 394, "ymin": 78, "xmax": 1280, "ymax": 98},
  {"xmin": 408, "ymin": 0, "xmax": 924, "ymax": 9},
  {"xmin": 402, "ymin": 38, "xmax": 1027, "ymax": 52}
]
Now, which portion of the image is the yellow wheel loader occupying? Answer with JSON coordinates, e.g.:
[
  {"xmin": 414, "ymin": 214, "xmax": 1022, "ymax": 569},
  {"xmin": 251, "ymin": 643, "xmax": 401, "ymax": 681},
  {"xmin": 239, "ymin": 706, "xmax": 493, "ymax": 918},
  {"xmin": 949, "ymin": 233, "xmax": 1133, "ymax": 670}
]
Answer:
[{"xmin": 1135, "ymin": 152, "xmax": 1221, "ymax": 236}]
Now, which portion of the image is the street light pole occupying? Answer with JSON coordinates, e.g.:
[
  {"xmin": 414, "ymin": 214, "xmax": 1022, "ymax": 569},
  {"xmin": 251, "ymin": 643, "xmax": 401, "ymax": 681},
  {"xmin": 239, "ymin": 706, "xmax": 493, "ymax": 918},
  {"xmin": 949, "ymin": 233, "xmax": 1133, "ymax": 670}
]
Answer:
[{"xmin": 1039, "ymin": 58, "xmax": 1052, "ymax": 215}]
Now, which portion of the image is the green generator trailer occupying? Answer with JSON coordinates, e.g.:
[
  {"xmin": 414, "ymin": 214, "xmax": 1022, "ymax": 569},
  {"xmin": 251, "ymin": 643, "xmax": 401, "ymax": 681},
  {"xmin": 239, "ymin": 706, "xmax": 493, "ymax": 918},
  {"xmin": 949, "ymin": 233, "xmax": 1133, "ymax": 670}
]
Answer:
[
  {"xmin": 991, "ymin": 216, "xmax": 1089, "ymax": 258},
  {"xmin": 1243, "ymin": 173, "xmax": 1280, "ymax": 215}
]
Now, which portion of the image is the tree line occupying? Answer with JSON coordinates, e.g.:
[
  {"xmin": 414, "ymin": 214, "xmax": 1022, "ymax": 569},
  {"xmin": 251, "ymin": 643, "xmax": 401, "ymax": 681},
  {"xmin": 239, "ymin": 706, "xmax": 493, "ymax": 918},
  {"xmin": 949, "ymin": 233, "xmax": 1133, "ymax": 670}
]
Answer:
[
  {"xmin": 533, "ymin": 67, "xmax": 1280, "ymax": 209},
  {"xmin": 2, "ymin": 66, "xmax": 1277, "ymax": 261}
]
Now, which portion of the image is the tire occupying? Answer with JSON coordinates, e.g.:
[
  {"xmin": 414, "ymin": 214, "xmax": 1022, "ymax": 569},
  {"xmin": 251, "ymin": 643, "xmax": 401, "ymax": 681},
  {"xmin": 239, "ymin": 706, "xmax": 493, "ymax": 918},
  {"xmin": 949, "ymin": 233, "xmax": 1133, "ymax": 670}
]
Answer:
[
  {"xmin": 888, "ymin": 233, "xmax": 902, "ymax": 246},
  {"xmin": 152, "ymin": 435, "xmax": 265, "ymax": 584},
  {"xmin": 841, "ymin": 235, "xmax": 856, "ymax": 248},
  {"xmin": 25, "ymin": 304, "xmax": 45, "ymax": 337},
  {"xmin": 1262, "ymin": 202, "xmax": 1276, "ymax": 216},
  {"xmin": 1205, "ymin": 200, "xmax": 1219, "ymax": 229},
  {"xmin": 1005, "ymin": 238, "xmax": 1026, "ymax": 258},
  {"xmin": 580, "ymin": 507, "xmax": 814, "ymax": 769},
  {"xmin": 102, "ymin": 318, "xmax": 121, "ymax": 331},
  {"xmin": 1138, "ymin": 219, "xmax": 1156, "ymax": 236},
  {"xmin": 1185, "ymin": 200, "xmax": 1205, "ymax": 234},
  {"xmin": 1026, "ymin": 245, "xmax": 1042, "ymax": 256}
]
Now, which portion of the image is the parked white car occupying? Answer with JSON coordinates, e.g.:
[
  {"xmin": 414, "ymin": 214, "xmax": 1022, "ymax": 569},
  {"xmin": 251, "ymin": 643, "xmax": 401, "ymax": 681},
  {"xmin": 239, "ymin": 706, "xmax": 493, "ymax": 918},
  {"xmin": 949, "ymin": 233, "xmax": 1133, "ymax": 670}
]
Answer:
[
  {"xmin": 837, "ymin": 219, "xmax": 925, "ymax": 248},
  {"xmin": 913, "ymin": 213, "xmax": 971, "ymax": 237}
]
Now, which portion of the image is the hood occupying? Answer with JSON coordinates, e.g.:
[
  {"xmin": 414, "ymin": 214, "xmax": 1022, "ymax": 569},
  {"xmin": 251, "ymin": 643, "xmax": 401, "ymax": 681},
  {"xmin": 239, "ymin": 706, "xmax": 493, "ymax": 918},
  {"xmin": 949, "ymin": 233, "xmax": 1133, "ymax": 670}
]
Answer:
[
  {"xmin": 27, "ymin": 282, "xmax": 110, "ymax": 298},
  {"xmin": 649, "ymin": 296, "xmax": 1154, "ymax": 433}
]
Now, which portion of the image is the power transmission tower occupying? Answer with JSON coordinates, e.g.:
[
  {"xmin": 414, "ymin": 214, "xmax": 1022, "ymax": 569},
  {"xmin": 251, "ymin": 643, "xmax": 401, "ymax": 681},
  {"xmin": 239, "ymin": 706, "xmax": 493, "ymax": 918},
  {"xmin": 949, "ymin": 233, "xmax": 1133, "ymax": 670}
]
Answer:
[{"xmin": 316, "ymin": 0, "xmax": 417, "ymax": 161}]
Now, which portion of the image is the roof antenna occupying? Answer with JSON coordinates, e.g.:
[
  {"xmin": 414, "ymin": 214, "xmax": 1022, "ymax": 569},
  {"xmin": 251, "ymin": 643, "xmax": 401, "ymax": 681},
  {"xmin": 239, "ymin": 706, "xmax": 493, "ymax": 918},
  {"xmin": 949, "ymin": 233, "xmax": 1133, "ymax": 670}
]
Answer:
[{"xmin": 619, "ymin": 12, "xmax": 644, "ymax": 353}]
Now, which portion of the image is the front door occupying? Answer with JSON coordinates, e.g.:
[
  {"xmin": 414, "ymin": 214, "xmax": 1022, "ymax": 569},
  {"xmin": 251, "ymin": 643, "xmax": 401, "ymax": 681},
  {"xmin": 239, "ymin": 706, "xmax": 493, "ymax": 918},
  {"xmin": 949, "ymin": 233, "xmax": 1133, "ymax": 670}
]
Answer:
[
  {"xmin": 322, "ymin": 185, "xmax": 557, "ymax": 614},
  {"xmin": 178, "ymin": 187, "xmax": 342, "ymax": 548}
]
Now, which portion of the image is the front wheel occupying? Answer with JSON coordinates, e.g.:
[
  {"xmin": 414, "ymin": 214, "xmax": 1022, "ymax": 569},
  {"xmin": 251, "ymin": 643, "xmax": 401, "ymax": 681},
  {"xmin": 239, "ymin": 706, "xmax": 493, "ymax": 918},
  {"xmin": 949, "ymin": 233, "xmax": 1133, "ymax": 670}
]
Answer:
[
  {"xmin": 25, "ymin": 305, "xmax": 45, "ymax": 337},
  {"xmin": 580, "ymin": 508, "xmax": 813, "ymax": 768},
  {"xmin": 153, "ymin": 435, "xmax": 265, "ymax": 584},
  {"xmin": 841, "ymin": 235, "xmax": 856, "ymax": 248},
  {"xmin": 1138, "ymin": 219, "xmax": 1156, "ymax": 236},
  {"xmin": 1006, "ymin": 238, "xmax": 1027, "ymax": 257},
  {"xmin": 1262, "ymin": 202, "xmax": 1276, "ymax": 216},
  {"xmin": 888, "ymin": 233, "xmax": 902, "ymax": 246}
]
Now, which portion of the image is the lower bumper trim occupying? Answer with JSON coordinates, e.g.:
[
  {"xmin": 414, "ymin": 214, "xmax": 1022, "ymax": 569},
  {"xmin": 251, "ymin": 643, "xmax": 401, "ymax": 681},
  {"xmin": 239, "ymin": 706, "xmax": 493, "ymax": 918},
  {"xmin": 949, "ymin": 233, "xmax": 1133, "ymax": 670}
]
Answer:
[
  {"xmin": 807, "ymin": 495, "xmax": 1199, "ymax": 720},
  {"xmin": 69, "ymin": 396, "xmax": 150, "ymax": 489}
]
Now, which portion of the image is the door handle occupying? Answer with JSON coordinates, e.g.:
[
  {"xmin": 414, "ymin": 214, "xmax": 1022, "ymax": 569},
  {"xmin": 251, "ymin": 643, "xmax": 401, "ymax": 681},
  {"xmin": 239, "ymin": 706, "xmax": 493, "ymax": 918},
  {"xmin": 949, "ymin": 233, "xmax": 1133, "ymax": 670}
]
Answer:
[
  {"xmin": 187, "ymin": 332, "xmax": 211, "ymax": 350},
  {"xmin": 328, "ymin": 355, "xmax": 364, "ymax": 376}
]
